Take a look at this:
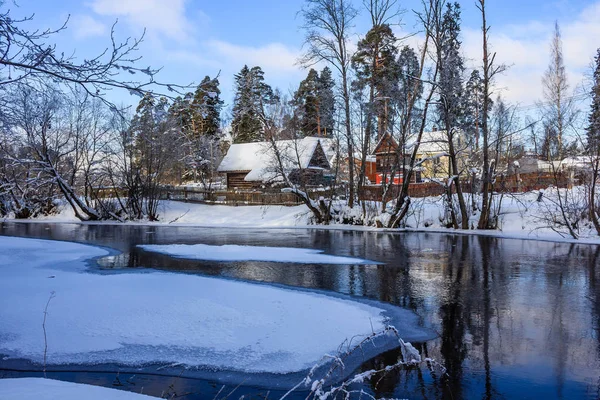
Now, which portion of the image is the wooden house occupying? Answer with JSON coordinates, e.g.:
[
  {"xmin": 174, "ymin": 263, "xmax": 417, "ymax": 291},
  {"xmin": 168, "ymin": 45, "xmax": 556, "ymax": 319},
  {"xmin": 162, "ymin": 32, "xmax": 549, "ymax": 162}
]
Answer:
[
  {"xmin": 371, "ymin": 130, "xmax": 462, "ymax": 184},
  {"xmin": 372, "ymin": 134, "xmax": 420, "ymax": 184},
  {"xmin": 217, "ymin": 137, "xmax": 335, "ymax": 190}
]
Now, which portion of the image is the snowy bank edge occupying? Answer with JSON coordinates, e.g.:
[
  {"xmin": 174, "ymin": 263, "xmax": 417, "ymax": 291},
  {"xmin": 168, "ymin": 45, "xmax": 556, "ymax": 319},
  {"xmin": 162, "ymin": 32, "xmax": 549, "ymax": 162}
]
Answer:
[{"xmin": 0, "ymin": 378, "xmax": 158, "ymax": 399}]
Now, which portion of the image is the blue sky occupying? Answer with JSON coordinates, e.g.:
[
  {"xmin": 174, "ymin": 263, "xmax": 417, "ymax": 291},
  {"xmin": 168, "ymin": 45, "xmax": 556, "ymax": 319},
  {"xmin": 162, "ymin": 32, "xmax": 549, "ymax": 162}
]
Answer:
[{"xmin": 9, "ymin": 0, "xmax": 600, "ymax": 111}]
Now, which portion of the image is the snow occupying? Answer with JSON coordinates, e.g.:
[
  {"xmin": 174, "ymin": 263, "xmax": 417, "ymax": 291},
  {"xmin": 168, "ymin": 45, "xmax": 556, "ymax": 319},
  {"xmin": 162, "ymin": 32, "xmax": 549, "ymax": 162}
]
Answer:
[
  {"xmin": 6, "ymin": 187, "xmax": 600, "ymax": 245},
  {"xmin": 0, "ymin": 236, "xmax": 397, "ymax": 374},
  {"xmin": 139, "ymin": 244, "xmax": 378, "ymax": 264},
  {"xmin": 27, "ymin": 200, "xmax": 312, "ymax": 227},
  {"xmin": 0, "ymin": 378, "xmax": 158, "ymax": 400}
]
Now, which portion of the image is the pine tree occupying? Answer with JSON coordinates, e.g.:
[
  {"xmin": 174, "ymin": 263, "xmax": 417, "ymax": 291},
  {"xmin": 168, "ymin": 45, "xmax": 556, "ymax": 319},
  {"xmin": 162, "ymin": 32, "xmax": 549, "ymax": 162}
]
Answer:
[
  {"xmin": 351, "ymin": 23, "xmax": 400, "ymax": 140},
  {"xmin": 192, "ymin": 76, "xmax": 223, "ymax": 138},
  {"xmin": 437, "ymin": 2, "xmax": 465, "ymax": 129},
  {"xmin": 587, "ymin": 49, "xmax": 600, "ymax": 152},
  {"xmin": 396, "ymin": 45, "xmax": 422, "ymax": 131},
  {"xmin": 231, "ymin": 65, "xmax": 277, "ymax": 143},
  {"xmin": 464, "ymin": 70, "xmax": 485, "ymax": 150},
  {"xmin": 317, "ymin": 66, "xmax": 335, "ymax": 137},
  {"xmin": 130, "ymin": 94, "xmax": 178, "ymax": 219},
  {"xmin": 435, "ymin": 1, "xmax": 469, "ymax": 229},
  {"xmin": 169, "ymin": 93, "xmax": 194, "ymax": 137},
  {"xmin": 292, "ymin": 67, "xmax": 335, "ymax": 137},
  {"xmin": 587, "ymin": 48, "xmax": 600, "ymax": 235},
  {"xmin": 293, "ymin": 69, "xmax": 321, "ymax": 136}
]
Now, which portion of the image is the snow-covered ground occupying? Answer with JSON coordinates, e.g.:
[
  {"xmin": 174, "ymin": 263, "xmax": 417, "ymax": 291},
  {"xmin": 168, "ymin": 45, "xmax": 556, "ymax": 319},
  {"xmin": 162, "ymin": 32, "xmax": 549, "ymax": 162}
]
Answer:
[
  {"xmin": 6, "ymin": 187, "xmax": 600, "ymax": 244},
  {"xmin": 27, "ymin": 200, "xmax": 312, "ymax": 227},
  {"xmin": 395, "ymin": 188, "xmax": 600, "ymax": 244},
  {"xmin": 139, "ymin": 243, "xmax": 378, "ymax": 264},
  {"xmin": 0, "ymin": 236, "xmax": 426, "ymax": 375},
  {"xmin": 0, "ymin": 378, "xmax": 158, "ymax": 399}
]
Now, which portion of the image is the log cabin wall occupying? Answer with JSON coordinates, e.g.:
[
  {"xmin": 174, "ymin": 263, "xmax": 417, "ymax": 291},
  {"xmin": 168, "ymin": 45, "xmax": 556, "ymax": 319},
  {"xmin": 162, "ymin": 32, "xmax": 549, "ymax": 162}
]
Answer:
[{"xmin": 226, "ymin": 171, "xmax": 256, "ymax": 189}]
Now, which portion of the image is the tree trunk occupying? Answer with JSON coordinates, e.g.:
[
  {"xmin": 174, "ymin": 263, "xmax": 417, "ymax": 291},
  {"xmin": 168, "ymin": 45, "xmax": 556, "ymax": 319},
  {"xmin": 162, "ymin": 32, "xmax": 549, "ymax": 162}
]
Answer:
[
  {"xmin": 477, "ymin": 0, "xmax": 492, "ymax": 230},
  {"xmin": 342, "ymin": 69, "xmax": 355, "ymax": 209}
]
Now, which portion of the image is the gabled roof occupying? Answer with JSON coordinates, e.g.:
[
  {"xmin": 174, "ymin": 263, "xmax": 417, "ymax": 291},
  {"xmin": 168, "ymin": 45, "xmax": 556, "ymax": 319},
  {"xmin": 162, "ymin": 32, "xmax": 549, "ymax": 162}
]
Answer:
[
  {"xmin": 218, "ymin": 137, "xmax": 334, "ymax": 182},
  {"xmin": 373, "ymin": 134, "xmax": 399, "ymax": 155},
  {"xmin": 372, "ymin": 130, "xmax": 454, "ymax": 156},
  {"xmin": 412, "ymin": 130, "xmax": 450, "ymax": 154}
]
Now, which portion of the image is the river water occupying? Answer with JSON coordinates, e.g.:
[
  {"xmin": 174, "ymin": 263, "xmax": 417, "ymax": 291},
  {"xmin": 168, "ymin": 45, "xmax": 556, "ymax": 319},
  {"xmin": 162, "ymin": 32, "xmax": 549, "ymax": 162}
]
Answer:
[{"xmin": 0, "ymin": 222, "xmax": 599, "ymax": 399}]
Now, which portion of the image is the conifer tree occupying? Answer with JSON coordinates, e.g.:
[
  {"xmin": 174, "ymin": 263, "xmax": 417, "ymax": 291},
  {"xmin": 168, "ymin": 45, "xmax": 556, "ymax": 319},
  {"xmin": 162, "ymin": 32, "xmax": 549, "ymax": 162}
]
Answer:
[
  {"xmin": 351, "ymin": 23, "xmax": 400, "ymax": 141},
  {"xmin": 292, "ymin": 68, "xmax": 336, "ymax": 137},
  {"xmin": 130, "ymin": 94, "xmax": 178, "ymax": 219},
  {"xmin": 317, "ymin": 66, "xmax": 335, "ymax": 137},
  {"xmin": 435, "ymin": 1, "xmax": 469, "ymax": 229},
  {"xmin": 192, "ymin": 76, "xmax": 223, "ymax": 138},
  {"xmin": 396, "ymin": 45, "xmax": 423, "ymax": 131},
  {"xmin": 231, "ymin": 65, "xmax": 277, "ymax": 143},
  {"xmin": 587, "ymin": 49, "xmax": 600, "ymax": 152},
  {"xmin": 587, "ymin": 48, "xmax": 600, "ymax": 234},
  {"xmin": 294, "ymin": 69, "xmax": 321, "ymax": 136},
  {"xmin": 464, "ymin": 70, "xmax": 486, "ymax": 150}
]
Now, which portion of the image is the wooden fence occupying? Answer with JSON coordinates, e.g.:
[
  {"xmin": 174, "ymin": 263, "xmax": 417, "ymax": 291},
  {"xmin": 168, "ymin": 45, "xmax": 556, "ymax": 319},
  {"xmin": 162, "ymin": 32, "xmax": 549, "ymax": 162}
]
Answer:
[
  {"xmin": 162, "ymin": 186, "xmax": 342, "ymax": 206},
  {"xmin": 359, "ymin": 172, "xmax": 574, "ymax": 202},
  {"xmin": 97, "ymin": 172, "xmax": 574, "ymax": 206}
]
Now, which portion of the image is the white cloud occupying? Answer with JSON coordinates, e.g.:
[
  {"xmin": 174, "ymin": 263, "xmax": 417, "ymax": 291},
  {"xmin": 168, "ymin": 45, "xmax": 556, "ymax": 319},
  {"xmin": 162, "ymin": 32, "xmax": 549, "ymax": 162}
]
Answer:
[
  {"xmin": 88, "ymin": 0, "xmax": 194, "ymax": 42},
  {"xmin": 71, "ymin": 14, "xmax": 106, "ymax": 39},
  {"xmin": 391, "ymin": 2, "xmax": 599, "ymax": 107},
  {"xmin": 206, "ymin": 40, "xmax": 303, "ymax": 74}
]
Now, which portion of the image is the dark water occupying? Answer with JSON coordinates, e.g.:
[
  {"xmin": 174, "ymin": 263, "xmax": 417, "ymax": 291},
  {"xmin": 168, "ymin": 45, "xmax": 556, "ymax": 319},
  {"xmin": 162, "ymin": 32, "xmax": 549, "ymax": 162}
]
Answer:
[{"xmin": 1, "ymin": 222, "xmax": 599, "ymax": 399}]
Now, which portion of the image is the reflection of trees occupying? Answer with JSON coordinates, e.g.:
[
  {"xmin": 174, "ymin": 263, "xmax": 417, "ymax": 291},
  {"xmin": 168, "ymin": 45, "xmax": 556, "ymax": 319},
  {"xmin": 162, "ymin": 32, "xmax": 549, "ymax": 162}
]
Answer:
[
  {"xmin": 479, "ymin": 236, "xmax": 493, "ymax": 400},
  {"xmin": 4, "ymin": 223, "xmax": 600, "ymax": 398},
  {"xmin": 588, "ymin": 246, "xmax": 600, "ymax": 397},
  {"xmin": 438, "ymin": 235, "xmax": 470, "ymax": 399}
]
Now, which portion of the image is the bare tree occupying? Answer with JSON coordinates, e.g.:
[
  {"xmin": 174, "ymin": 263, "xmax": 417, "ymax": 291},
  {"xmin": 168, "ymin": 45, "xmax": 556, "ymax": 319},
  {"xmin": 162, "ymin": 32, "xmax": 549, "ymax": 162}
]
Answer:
[
  {"xmin": 386, "ymin": 0, "xmax": 437, "ymax": 228},
  {"xmin": 299, "ymin": 0, "xmax": 358, "ymax": 208},
  {"xmin": 476, "ymin": 0, "xmax": 506, "ymax": 230},
  {"xmin": 541, "ymin": 23, "xmax": 575, "ymax": 159},
  {"xmin": 0, "ymin": 3, "xmax": 191, "ymax": 107},
  {"xmin": 261, "ymin": 94, "xmax": 336, "ymax": 224},
  {"xmin": 3, "ymin": 83, "xmax": 103, "ymax": 220},
  {"xmin": 536, "ymin": 22, "xmax": 579, "ymax": 239}
]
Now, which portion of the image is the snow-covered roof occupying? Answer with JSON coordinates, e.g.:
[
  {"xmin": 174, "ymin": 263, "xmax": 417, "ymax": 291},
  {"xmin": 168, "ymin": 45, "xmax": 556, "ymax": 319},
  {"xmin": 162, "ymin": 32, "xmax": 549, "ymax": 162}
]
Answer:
[
  {"xmin": 409, "ymin": 130, "xmax": 451, "ymax": 155},
  {"xmin": 218, "ymin": 137, "xmax": 334, "ymax": 182},
  {"xmin": 559, "ymin": 156, "xmax": 594, "ymax": 169},
  {"xmin": 373, "ymin": 130, "xmax": 456, "ymax": 156}
]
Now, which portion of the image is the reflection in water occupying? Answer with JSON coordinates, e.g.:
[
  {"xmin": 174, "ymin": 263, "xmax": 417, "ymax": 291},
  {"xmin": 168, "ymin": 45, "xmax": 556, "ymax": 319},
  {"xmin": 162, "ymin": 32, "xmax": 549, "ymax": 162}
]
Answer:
[{"xmin": 1, "ymin": 222, "xmax": 599, "ymax": 399}]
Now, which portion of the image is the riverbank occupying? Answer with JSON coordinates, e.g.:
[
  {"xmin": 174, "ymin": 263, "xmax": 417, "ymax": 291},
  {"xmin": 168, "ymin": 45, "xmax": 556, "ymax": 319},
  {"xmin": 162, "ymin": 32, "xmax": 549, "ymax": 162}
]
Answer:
[{"xmin": 4, "ymin": 190, "xmax": 600, "ymax": 245}]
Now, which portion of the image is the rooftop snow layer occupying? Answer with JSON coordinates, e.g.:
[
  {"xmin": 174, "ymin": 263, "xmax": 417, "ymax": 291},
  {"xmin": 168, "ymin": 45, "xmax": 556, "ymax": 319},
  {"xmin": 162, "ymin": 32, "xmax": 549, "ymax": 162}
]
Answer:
[{"xmin": 218, "ymin": 137, "xmax": 334, "ymax": 182}]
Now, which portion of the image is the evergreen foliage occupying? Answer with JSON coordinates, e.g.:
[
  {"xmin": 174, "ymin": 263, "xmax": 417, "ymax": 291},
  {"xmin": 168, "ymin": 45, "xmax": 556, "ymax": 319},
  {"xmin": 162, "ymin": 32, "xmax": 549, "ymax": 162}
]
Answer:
[
  {"xmin": 436, "ymin": 2, "xmax": 465, "ymax": 131},
  {"xmin": 351, "ymin": 23, "xmax": 400, "ymax": 138},
  {"xmin": 587, "ymin": 49, "xmax": 600, "ymax": 152},
  {"xmin": 231, "ymin": 65, "xmax": 277, "ymax": 143},
  {"xmin": 292, "ymin": 67, "xmax": 336, "ymax": 137}
]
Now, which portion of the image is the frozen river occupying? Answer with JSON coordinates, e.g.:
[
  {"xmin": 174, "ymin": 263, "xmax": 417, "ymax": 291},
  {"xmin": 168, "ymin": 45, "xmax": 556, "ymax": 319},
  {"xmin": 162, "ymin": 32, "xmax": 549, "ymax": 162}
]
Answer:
[{"xmin": 1, "ymin": 222, "xmax": 599, "ymax": 399}]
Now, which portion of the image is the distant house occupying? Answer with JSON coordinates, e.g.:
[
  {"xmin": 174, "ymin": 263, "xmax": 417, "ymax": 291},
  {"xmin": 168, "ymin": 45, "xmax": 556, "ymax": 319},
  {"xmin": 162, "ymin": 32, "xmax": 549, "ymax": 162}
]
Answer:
[
  {"xmin": 371, "ymin": 130, "xmax": 460, "ymax": 184},
  {"xmin": 217, "ymin": 137, "xmax": 335, "ymax": 190}
]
